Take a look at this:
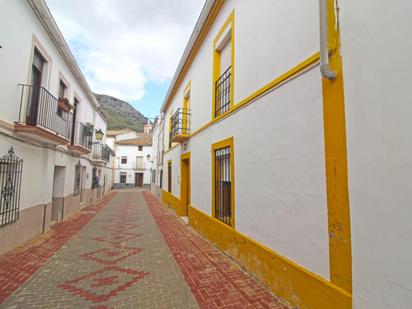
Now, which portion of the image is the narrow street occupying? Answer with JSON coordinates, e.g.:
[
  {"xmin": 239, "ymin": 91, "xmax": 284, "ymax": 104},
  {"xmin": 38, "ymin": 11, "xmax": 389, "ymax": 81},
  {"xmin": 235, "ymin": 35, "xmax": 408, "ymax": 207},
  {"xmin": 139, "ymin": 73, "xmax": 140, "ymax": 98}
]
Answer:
[{"xmin": 0, "ymin": 190, "xmax": 288, "ymax": 309}]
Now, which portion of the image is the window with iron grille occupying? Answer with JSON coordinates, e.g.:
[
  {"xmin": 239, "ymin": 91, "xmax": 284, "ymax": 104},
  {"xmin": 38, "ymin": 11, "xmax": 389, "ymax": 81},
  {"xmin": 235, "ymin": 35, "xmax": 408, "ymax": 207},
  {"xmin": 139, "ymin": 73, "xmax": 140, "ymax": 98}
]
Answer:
[
  {"xmin": 120, "ymin": 173, "xmax": 127, "ymax": 184},
  {"xmin": 215, "ymin": 66, "xmax": 231, "ymax": 117},
  {"xmin": 138, "ymin": 145, "xmax": 143, "ymax": 151},
  {"xmin": 214, "ymin": 146, "xmax": 232, "ymax": 225},
  {"xmin": 73, "ymin": 163, "xmax": 81, "ymax": 195},
  {"xmin": 0, "ymin": 148, "xmax": 23, "ymax": 227},
  {"xmin": 121, "ymin": 156, "xmax": 127, "ymax": 164}
]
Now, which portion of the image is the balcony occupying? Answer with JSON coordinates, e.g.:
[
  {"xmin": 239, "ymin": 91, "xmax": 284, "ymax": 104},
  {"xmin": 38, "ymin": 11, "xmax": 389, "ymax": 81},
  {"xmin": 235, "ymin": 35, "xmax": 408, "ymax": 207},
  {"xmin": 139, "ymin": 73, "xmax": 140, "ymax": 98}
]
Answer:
[
  {"xmin": 170, "ymin": 108, "xmax": 191, "ymax": 143},
  {"xmin": 92, "ymin": 144, "xmax": 111, "ymax": 163},
  {"xmin": 68, "ymin": 122, "xmax": 93, "ymax": 155},
  {"xmin": 136, "ymin": 158, "xmax": 144, "ymax": 170},
  {"xmin": 16, "ymin": 84, "xmax": 72, "ymax": 145}
]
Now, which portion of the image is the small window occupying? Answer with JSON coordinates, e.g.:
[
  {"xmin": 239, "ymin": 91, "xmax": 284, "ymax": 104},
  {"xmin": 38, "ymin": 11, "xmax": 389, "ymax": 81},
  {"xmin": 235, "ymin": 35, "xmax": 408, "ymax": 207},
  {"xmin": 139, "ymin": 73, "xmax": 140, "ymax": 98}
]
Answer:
[
  {"xmin": 120, "ymin": 173, "xmax": 127, "ymax": 184},
  {"xmin": 121, "ymin": 156, "xmax": 127, "ymax": 164},
  {"xmin": 138, "ymin": 145, "xmax": 143, "ymax": 151}
]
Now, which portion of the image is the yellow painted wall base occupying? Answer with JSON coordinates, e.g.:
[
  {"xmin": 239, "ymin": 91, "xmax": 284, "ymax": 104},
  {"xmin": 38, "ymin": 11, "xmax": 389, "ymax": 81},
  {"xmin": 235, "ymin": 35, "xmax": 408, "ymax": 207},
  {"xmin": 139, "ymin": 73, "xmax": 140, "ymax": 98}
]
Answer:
[
  {"xmin": 162, "ymin": 190, "xmax": 186, "ymax": 216},
  {"xmin": 188, "ymin": 206, "xmax": 352, "ymax": 309}
]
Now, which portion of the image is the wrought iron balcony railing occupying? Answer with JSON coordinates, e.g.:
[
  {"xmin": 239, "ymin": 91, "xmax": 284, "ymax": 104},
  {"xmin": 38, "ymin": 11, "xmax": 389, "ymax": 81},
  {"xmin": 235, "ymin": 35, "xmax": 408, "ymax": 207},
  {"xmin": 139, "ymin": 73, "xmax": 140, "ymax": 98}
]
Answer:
[
  {"xmin": 71, "ymin": 122, "xmax": 93, "ymax": 151},
  {"xmin": 18, "ymin": 84, "xmax": 72, "ymax": 140},
  {"xmin": 170, "ymin": 107, "xmax": 191, "ymax": 143},
  {"xmin": 92, "ymin": 144, "xmax": 111, "ymax": 162},
  {"xmin": 215, "ymin": 66, "xmax": 231, "ymax": 118}
]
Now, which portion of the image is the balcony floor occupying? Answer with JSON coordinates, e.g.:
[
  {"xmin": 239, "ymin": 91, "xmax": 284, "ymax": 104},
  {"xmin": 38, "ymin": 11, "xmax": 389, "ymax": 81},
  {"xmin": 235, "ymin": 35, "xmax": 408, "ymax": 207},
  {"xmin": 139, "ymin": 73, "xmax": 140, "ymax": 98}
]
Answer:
[
  {"xmin": 14, "ymin": 123, "xmax": 70, "ymax": 145},
  {"xmin": 67, "ymin": 144, "xmax": 91, "ymax": 155},
  {"xmin": 171, "ymin": 133, "xmax": 190, "ymax": 143}
]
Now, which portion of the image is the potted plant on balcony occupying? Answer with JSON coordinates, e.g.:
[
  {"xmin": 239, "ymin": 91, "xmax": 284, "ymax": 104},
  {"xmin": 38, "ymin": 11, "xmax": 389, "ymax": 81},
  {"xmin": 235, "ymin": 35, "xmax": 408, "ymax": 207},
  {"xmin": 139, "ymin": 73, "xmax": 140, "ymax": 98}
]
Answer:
[{"xmin": 58, "ymin": 97, "xmax": 72, "ymax": 113}]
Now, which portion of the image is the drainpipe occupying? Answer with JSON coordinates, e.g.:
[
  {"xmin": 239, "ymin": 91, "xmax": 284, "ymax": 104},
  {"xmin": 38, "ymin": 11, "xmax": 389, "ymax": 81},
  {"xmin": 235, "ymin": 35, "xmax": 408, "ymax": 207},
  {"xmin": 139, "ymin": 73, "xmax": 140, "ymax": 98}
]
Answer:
[{"xmin": 319, "ymin": 0, "xmax": 337, "ymax": 80}]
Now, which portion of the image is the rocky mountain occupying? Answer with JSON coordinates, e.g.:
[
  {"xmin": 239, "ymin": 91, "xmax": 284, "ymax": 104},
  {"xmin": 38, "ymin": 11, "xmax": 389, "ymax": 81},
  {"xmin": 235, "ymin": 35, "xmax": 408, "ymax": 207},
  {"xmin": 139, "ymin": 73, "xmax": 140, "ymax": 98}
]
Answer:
[{"xmin": 94, "ymin": 93, "xmax": 148, "ymax": 132}]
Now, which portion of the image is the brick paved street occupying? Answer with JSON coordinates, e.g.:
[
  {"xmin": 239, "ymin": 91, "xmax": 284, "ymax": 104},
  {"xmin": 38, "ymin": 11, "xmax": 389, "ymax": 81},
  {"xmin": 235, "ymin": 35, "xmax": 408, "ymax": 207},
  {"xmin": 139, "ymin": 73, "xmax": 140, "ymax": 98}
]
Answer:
[{"xmin": 0, "ymin": 190, "xmax": 289, "ymax": 309}]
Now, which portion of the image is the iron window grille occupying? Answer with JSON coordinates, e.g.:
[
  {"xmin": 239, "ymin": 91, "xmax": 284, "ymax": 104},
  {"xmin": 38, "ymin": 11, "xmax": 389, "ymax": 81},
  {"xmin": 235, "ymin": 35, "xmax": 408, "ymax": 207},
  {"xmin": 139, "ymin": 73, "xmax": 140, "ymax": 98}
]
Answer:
[
  {"xmin": 73, "ymin": 162, "xmax": 81, "ymax": 196},
  {"xmin": 72, "ymin": 122, "xmax": 93, "ymax": 150},
  {"xmin": 215, "ymin": 66, "xmax": 231, "ymax": 118},
  {"xmin": 0, "ymin": 148, "xmax": 23, "ymax": 227},
  {"xmin": 214, "ymin": 146, "xmax": 231, "ymax": 225},
  {"xmin": 171, "ymin": 108, "xmax": 191, "ymax": 138},
  {"xmin": 120, "ymin": 173, "xmax": 127, "ymax": 184}
]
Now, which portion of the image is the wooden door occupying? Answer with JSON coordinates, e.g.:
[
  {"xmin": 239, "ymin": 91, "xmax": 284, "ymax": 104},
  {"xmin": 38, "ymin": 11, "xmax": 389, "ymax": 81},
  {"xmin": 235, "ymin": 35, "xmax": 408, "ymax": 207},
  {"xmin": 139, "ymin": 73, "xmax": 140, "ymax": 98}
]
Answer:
[
  {"xmin": 135, "ymin": 173, "xmax": 143, "ymax": 187},
  {"xmin": 180, "ymin": 154, "xmax": 190, "ymax": 216},
  {"xmin": 27, "ymin": 50, "xmax": 44, "ymax": 125}
]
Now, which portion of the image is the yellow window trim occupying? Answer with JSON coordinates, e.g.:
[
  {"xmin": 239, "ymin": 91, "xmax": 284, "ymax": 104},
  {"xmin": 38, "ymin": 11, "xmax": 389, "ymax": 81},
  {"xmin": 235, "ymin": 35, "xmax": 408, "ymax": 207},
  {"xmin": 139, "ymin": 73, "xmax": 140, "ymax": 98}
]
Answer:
[
  {"xmin": 212, "ymin": 10, "xmax": 235, "ymax": 119},
  {"xmin": 183, "ymin": 80, "xmax": 191, "ymax": 133},
  {"xmin": 192, "ymin": 51, "xmax": 321, "ymax": 138},
  {"xmin": 211, "ymin": 136, "xmax": 235, "ymax": 228}
]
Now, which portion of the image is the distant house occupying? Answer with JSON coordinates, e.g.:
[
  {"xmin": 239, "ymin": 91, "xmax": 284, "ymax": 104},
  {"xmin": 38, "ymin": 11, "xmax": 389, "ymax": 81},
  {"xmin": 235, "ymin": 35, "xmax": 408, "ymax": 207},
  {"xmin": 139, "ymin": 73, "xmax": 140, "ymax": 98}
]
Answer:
[
  {"xmin": 107, "ymin": 123, "xmax": 153, "ymax": 188},
  {"xmin": 0, "ymin": 0, "xmax": 114, "ymax": 254},
  {"xmin": 150, "ymin": 117, "xmax": 164, "ymax": 200}
]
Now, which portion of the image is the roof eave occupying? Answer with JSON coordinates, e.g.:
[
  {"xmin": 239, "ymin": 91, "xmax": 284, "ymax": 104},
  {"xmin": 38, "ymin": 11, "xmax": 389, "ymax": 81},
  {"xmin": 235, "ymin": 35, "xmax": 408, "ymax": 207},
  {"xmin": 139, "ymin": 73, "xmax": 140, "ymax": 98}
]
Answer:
[
  {"xmin": 160, "ymin": 0, "xmax": 217, "ymax": 113},
  {"xmin": 27, "ymin": 0, "xmax": 107, "ymax": 123}
]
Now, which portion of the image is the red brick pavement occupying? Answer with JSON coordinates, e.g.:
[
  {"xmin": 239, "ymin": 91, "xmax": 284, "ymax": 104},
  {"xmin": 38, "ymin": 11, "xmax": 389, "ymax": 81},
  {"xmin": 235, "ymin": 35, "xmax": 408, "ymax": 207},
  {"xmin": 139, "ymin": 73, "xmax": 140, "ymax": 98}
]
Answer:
[
  {"xmin": 0, "ymin": 192, "xmax": 117, "ymax": 304},
  {"xmin": 143, "ymin": 191, "xmax": 290, "ymax": 309}
]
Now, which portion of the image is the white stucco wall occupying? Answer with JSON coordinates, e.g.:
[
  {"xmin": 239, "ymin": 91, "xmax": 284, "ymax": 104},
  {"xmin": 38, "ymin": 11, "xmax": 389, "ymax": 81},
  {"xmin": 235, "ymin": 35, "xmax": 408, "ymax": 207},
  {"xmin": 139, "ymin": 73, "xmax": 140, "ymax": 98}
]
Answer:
[
  {"xmin": 0, "ymin": 0, "xmax": 99, "ymax": 127},
  {"xmin": 161, "ymin": 0, "xmax": 329, "ymax": 279},
  {"xmin": 340, "ymin": 1, "xmax": 412, "ymax": 308},
  {"xmin": 0, "ymin": 0, "xmax": 112, "ymax": 212}
]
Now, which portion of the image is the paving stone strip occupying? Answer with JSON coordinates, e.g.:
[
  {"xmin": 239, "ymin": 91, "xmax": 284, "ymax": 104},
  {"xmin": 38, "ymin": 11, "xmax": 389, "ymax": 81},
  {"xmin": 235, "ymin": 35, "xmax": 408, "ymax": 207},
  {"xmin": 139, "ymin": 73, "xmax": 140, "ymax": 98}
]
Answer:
[
  {"xmin": 1, "ymin": 190, "xmax": 289, "ymax": 309},
  {"xmin": 0, "ymin": 192, "xmax": 117, "ymax": 304},
  {"xmin": 143, "ymin": 191, "xmax": 290, "ymax": 309},
  {"xmin": 1, "ymin": 190, "xmax": 198, "ymax": 309}
]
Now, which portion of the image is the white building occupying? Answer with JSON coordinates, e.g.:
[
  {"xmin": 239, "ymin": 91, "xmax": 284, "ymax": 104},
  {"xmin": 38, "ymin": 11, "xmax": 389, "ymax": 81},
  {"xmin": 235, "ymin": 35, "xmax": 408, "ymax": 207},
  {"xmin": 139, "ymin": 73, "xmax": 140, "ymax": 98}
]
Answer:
[
  {"xmin": 150, "ymin": 117, "xmax": 165, "ymax": 199},
  {"xmin": 107, "ymin": 125, "xmax": 153, "ymax": 188},
  {"xmin": 0, "ymin": 0, "xmax": 114, "ymax": 254},
  {"xmin": 151, "ymin": 1, "xmax": 412, "ymax": 308}
]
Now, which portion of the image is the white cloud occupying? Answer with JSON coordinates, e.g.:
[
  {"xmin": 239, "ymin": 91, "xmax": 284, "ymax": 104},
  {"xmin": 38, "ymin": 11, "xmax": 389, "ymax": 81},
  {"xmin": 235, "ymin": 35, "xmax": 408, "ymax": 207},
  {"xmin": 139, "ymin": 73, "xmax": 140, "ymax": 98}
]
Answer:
[{"xmin": 45, "ymin": 0, "xmax": 205, "ymax": 101}]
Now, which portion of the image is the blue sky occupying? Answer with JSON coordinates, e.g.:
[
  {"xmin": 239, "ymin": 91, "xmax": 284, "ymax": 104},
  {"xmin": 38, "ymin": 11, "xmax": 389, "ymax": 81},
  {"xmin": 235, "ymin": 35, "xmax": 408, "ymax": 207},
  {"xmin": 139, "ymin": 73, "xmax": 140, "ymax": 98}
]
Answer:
[{"xmin": 45, "ymin": 0, "xmax": 205, "ymax": 119}]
